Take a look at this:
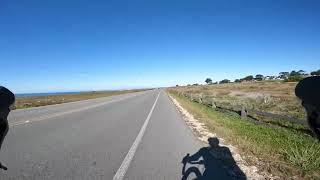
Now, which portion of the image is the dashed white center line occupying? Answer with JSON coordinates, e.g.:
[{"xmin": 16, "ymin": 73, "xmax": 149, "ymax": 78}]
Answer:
[{"xmin": 113, "ymin": 92, "xmax": 161, "ymax": 180}]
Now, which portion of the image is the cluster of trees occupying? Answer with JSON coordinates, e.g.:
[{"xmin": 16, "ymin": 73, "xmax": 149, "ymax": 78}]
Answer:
[
  {"xmin": 205, "ymin": 78, "xmax": 230, "ymax": 84},
  {"xmin": 311, "ymin": 69, "xmax": 320, "ymax": 76},
  {"xmin": 204, "ymin": 69, "xmax": 320, "ymax": 85},
  {"xmin": 278, "ymin": 70, "xmax": 310, "ymax": 82}
]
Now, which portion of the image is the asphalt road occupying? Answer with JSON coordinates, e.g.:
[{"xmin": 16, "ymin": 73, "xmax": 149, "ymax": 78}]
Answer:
[{"xmin": 0, "ymin": 89, "xmax": 232, "ymax": 179}]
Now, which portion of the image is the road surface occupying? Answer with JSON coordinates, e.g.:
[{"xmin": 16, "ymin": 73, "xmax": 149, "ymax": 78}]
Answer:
[{"xmin": 0, "ymin": 89, "xmax": 232, "ymax": 179}]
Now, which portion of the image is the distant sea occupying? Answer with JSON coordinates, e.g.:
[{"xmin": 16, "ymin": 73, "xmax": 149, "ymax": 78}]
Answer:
[{"xmin": 16, "ymin": 91, "xmax": 86, "ymax": 98}]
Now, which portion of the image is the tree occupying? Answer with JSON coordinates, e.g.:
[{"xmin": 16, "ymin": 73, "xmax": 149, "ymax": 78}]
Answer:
[
  {"xmin": 205, "ymin": 78, "xmax": 213, "ymax": 84},
  {"xmin": 298, "ymin": 70, "xmax": 307, "ymax": 75},
  {"xmin": 255, "ymin": 74, "xmax": 264, "ymax": 81},
  {"xmin": 290, "ymin": 70, "xmax": 301, "ymax": 77},
  {"xmin": 280, "ymin": 72, "xmax": 289, "ymax": 76},
  {"xmin": 279, "ymin": 72, "xmax": 289, "ymax": 79},
  {"xmin": 311, "ymin": 69, "xmax": 320, "ymax": 76},
  {"xmin": 284, "ymin": 70, "xmax": 305, "ymax": 82},
  {"xmin": 220, "ymin": 79, "xmax": 230, "ymax": 84},
  {"xmin": 242, "ymin": 75, "xmax": 254, "ymax": 81},
  {"xmin": 234, "ymin": 79, "xmax": 241, "ymax": 83}
]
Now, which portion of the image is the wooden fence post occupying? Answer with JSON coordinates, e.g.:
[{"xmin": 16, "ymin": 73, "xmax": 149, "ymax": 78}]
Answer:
[
  {"xmin": 241, "ymin": 107, "xmax": 247, "ymax": 119},
  {"xmin": 211, "ymin": 99, "xmax": 216, "ymax": 108}
]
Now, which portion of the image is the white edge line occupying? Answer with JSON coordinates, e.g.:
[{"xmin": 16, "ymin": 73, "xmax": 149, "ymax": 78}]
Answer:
[{"xmin": 113, "ymin": 91, "xmax": 161, "ymax": 180}]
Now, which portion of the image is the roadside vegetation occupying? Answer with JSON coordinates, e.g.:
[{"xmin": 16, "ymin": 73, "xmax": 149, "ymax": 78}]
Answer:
[
  {"xmin": 169, "ymin": 69, "xmax": 320, "ymax": 179},
  {"xmin": 168, "ymin": 91, "xmax": 320, "ymax": 179},
  {"xmin": 175, "ymin": 69, "xmax": 320, "ymax": 121},
  {"xmin": 13, "ymin": 89, "xmax": 146, "ymax": 110},
  {"xmin": 173, "ymin": 81, "xmax": 305, "ymax": 120}
]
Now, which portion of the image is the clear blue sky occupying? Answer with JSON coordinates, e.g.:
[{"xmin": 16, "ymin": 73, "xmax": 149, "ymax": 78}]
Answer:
[{"xmin": 1, "ymin": 0, "xmax": 319, "ymax": 93}]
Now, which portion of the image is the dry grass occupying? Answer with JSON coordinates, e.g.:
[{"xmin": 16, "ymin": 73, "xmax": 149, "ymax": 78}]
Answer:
[
  {"xmin": 13, "ymin": 89, "xmax": 146, "ymax": 109},
  {"xmin": 171, "ymin": 81, "xmax": 306, "ymax": 120}
]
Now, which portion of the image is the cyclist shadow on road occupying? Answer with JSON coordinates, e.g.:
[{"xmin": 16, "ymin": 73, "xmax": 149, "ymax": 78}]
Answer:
[{"xmin": 181, "ymin": 137, "xmax": 246, "ymax": 180}]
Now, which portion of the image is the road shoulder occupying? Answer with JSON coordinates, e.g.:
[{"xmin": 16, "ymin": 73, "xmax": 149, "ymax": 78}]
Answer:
[{"xmin": 168, "ymin": 93, "xmax": 273, "ymax": 179}]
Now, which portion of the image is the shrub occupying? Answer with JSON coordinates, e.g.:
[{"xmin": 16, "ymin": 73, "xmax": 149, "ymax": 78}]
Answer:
[
  {"xmin": 242, "ymin": 75, "xmax": 254, "ymax": 81},
  {"xmin": 255, "ymin": 74, "xmax": 264, "ymax": 81},
  {"xmin": 220, "ymin": 79, "xmax": 230, "ymax": 84},
  {"xmin": 285, "ymin": 75, "xmax": 304, "ymax": 82},
  {"xmin": 311, "ymin": 70, "xmax": 320, "ymax": 76}
]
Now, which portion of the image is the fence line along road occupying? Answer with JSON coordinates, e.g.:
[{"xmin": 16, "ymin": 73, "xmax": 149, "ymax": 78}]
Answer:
[{"xmin": 178, "ymin": 92, "xmax": 308, "ymax": 127}]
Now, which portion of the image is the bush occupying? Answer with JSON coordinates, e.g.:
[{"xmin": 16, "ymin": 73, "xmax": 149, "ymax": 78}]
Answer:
[
  {"xmin": 242, "ymin": 75, "xmax": 254, "ymax": 81},
  {"xmin": 311, "ymin": 70, "xmax": 320, "ymax": 76},
  {"xmin": 220, "ymin": 79, "xmax": 230, "ymax": 84},
  {"xmin": 255, "ymin": 74, "xmax": 264, "ymax": 81},
  {"xmin": 285, "ymin": 75, "xmax": 304, "ymax": 82}
]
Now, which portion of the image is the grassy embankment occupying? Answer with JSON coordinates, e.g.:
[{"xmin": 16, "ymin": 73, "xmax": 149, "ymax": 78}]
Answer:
[
  {"xmin": 168, "ymin": 81, "xmax": 320, "ymax": 179},
  {"xmin": 13, "ymin": 89, "xmax": 146, "ymax": 110}
]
